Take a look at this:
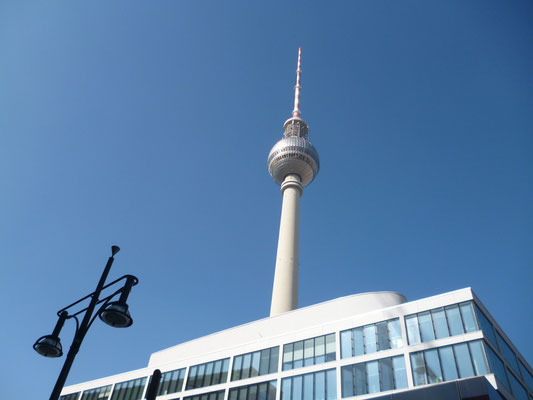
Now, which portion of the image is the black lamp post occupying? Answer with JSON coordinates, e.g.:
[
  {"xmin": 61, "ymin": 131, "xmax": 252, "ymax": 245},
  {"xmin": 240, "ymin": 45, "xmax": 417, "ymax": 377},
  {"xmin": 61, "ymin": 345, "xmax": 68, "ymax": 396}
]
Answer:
[{"xmin": 33, "ymin": 246, "xmax": 139, "ymax": 400}]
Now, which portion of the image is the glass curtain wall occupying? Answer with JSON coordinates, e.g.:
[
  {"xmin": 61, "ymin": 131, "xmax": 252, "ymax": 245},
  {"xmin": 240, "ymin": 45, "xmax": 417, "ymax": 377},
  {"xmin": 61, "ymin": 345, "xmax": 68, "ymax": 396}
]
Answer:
[
  {"xmin": 154, "ymin": 368, "xmax": 186, "ymax": 397},
  {"xmin": 340, "ymin": 319, "xmax": 402, "ymax": 359},
  {"xmin": 341, "ymin": 356, "xmax": 407, "ymax": 397},
  {"xmin": 232, "ymin": 347, "xmax": 279, "ymax": 381},
  {"xmin": 229, "ymin": 380, "xmax": 277, "ymax": 400},
  {"xmin": 405, "ymin": 302, "xmax": 478, "ymax": 345},
  {"xmin": 184, "ymin": 389, "xmax": 225, "ymax": 400},
  {"xmin": 283, "ymin": 334, "xmax": 335, "ymax": 371},
  {"xmin": 186, "ymin": 358, "xmax": 230, "ymax": 390},
  {"xmin": 60, "ymin": 393, "xmax": 81, "ymax": 400},
  {"xmin": 281, "ymin": 369, "xmax": 336, "ymax": 400},
  {"xmin": 80, "ymin": 385, "xmax": 113, "ymax": 400},
  {"xmin": 110, "ymin": 377, "xmax": 146, "ymax": 400},
  {"xmin": 410, "ymin": 340, "xmax": 490, "ymax": 387}
]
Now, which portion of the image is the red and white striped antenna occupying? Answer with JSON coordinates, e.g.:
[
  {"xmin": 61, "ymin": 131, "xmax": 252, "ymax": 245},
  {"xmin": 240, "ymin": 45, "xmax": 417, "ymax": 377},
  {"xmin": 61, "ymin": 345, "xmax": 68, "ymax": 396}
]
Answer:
[{"xmin": 292, "ymin": 47, "xmax": 302, "ymax": 118}]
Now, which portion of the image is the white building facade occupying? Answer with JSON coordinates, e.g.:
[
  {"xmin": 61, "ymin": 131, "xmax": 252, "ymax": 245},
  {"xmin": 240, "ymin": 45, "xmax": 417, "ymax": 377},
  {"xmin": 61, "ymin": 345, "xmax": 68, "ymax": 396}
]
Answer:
[{"xmin": 60, "ymin": 288, "xmax": 533, "ymax": 400}]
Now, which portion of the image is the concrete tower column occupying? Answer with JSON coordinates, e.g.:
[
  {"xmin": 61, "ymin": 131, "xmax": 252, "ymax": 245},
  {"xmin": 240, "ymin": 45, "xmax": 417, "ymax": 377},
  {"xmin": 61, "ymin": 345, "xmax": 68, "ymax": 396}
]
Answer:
[{"xmin": 270, "ymin": 174, "xmax": 303, "ymax": 316}]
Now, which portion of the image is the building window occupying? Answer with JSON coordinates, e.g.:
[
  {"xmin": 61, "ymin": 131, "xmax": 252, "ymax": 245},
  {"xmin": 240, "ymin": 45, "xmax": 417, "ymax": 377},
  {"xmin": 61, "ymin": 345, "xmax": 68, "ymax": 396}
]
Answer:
[
  {"xmin": 405, "ymin": 302, "xmax": 478, "ymax": 345},
  {"xmin": 151, "ymin": 367, "xmax": 186, "ymax": 397},
  {"xmin": 485, "ymin": 344, "xmax": 511, "ymax": 392},
  {"xmin": 186, "ymin": 358, "xmax": 230, "ymax": 390},
  {"xmin": 184, "ymin": 389, "xmax": 225, "ymax": 400},
  {"xmin": 80, "ymin": 385, "xmax": 113, "ymax": 400},
  {"xmin": 341, "ymin": 356, "xmax": 407, "ymax": 397},
  {"xmin": 508, "ymin": 368, "xmax": 529, "ymax": 400},
  {"xmin": 474, "ymin": 304, "xmax": 497, "ymax": 346},
  {"xmin": 110, "ymin": 377, "xmax": 147, "ymax": 400},
  {"xmin": 283, "ymin": 334, "xmax": 335, "ymax": 371},
  {"xmin": 232, "ymin": 347, "xmax": 279, "ymax": 381},
  {"xmin": 518, "ymin": 360, "xmax": 533, "ymax": 393},
  {"xmin": 496, "ymin": 331, "xmax": 520, "ymax": 376},
  {"xmin": 340, "ymin": 318, "xmax": 403, "ymax": 359},
  {"xmin": 229, "ymin": 380, "xmax": 277, "ymax": 400},
  {"xmin": 60, "ymin": 393, "xmax": 80, "ymax": 400},
  {"xmin": 281, "ymin": 368, "xmax": 336, "ymax": 400},
  {"xmin": 410, "ymin": 340, "xmax": 490, "ymax": 387}
]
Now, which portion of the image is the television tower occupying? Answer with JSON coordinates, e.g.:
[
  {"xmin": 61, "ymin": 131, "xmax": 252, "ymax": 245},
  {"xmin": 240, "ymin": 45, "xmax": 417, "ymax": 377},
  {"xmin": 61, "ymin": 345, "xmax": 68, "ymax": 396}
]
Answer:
[{"xmin": 268, "ymin": 48, "xmax": 320, "ymax": 317}]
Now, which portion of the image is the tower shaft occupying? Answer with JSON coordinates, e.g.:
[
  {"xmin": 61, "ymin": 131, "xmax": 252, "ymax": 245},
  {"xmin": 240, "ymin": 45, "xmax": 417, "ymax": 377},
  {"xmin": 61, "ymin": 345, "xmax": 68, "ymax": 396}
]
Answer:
[{"xmin": 270, "ymin": 174, "xmax": 303, "ymax": 316}]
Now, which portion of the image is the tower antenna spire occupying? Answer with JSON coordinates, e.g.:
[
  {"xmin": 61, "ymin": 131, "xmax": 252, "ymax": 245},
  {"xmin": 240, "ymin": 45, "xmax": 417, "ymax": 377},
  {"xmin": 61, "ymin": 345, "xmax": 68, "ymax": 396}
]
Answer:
[{"xmin": 292, "ymin": 47, "xmax": 302, "ymax": 118}]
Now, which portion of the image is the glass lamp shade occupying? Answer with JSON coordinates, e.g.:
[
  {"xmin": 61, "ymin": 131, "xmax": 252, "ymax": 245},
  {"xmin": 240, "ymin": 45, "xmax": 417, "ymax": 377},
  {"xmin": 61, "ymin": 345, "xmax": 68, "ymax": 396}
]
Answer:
[
  {"xmin": 33, "ymin": 335, "xmax": 63, "ymax": 358},
  {"xmin": 99, "ymin": 301, "xmax": 133, "ymax": 328}
]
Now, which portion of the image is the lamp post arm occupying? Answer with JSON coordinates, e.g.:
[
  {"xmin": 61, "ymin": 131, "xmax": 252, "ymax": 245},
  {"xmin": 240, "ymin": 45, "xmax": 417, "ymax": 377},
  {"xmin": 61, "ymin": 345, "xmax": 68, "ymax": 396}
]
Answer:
[{"xmin": 49, "ymin": 254, "xmax": 116, "ymax": 400}]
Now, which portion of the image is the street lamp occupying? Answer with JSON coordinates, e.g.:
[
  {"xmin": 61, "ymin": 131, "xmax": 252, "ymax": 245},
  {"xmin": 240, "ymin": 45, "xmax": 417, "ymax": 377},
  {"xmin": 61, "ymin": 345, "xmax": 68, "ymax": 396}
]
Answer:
[{"xmin": 33, "ymin": 245, "xmax": 139, "ymax": 400}]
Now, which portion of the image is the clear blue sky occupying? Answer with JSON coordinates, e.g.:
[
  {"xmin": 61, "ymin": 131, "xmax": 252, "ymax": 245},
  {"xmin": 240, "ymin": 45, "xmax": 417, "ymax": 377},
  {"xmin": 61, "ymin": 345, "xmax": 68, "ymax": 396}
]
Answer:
[{"xmin": 1, "ymin": 1, "xmax": 531, "ymax": 398}]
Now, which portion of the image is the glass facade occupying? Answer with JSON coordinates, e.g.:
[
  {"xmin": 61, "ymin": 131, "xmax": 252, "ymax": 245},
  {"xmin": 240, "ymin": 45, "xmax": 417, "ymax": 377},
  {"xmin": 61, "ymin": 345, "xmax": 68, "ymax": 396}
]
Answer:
[
  {"xmin": 341, "ymin": 356, "xmax": 407, "ymax": 397},
  {"xmin": 474, "ymin": 305, "xmax": 497, "ymax": 346},
  {"xmin": 186, "ymin": 358, "xmax": 230, "ymax": 390},
  {"xmin": 411, "ymin": 340, "xmax": 490, "ymax": 387},
  {"xmin": 519, "ymin": 361, "xmax": 533, "ymax": 392},
  {"xmin": 110, "ymin": 377, "xmax": 146, "ymax": 400},
  {"xmin": 405, "ymin": 302, "xmax": 478, "ymax": 345},
  {"xmin": 496, "ymin": 332, "xmax": 520, "ymax": 375},
  {"xmin": 282, "ymin": 334, "xmax": 335, "ymax": 371},
  {"xmin": 341, "ymin": 319, "xmax": 403, "ymax": 359},
  {"xmin": 229, "ymin": 380, "xmax": 277, "ymax": 400},
  {"xmin": 184, "ymin": 389, "xmax": 225, "ymax": 400},
  {"xmin": 281, "ymin": 369, "xmax": 336, "ymax": 400},
  {"xmin": 508, "ymin": 369, "xmax": 529, "ymax": 400},
  {"xmin": 232, "ymin": 347, "xmax": 279, "ymax": 381},
  {"xmin": 60, "ymin": 394, "xmax": 81, "ymax": 400},
  {"xmin": 80, "ymin": 385, "xmax": 112, "ymax": 400},
  {"xmin": 155, "ymin": 368, "xmax": 186, "ymax": 396}
]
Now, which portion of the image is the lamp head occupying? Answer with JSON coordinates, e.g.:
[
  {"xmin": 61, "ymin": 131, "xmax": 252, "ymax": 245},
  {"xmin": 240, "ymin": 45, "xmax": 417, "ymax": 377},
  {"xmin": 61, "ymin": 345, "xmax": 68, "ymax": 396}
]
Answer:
[
  {"xmin": 111, "ymin": 246, "xmax": 120, "ymax": 257},
  {"xmin": 33, "ymin": 335, "xmax": 63, "ymax": 358},
  {"xmin": 99, "ymin": 301, "xmax": 133, "ymax": 328}
]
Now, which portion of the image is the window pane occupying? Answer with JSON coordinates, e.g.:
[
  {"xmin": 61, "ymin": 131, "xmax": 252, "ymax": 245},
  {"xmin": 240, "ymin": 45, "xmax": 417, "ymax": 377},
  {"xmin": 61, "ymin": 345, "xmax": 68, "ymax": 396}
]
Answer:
[
  {"xmin": 376, "ymin": 321, "xmax": 390, "ymax": 351},
  {"xmin": 486, "ymin": 345, "xmax": 510, "ymax": 391},
  {"xmin": 439, "ymin": 346, "xmax": 459, "ymax": 381},
  {"xmin": 259, "ymin": 383, "xmax": 269, "ymax": 400},
  {"xmin": 425, "ymin": 349, "xmax": 443, "ymax": 384},
  {"xmin": 341, "ymin": 366, "xmax": 353, "ymax": 398},
  {"xmin": 251, "ymin": 352, "xmax": 261, "ymax": 377},
  {"xmin": 269, "ymin": 347, "xmax": 279, "ymax": 374},
  {"xmin": 325, "ymin": 334, "xmax": 336, "ymax": 362},
  {"xmin": 363, "ymin": 326, "xmax": 377, "ymax": 354},
  {"xmin": 508, "ymin": 369, "xmax": 529, "ymax": 400},
  {"xmin": 460, "ymin": 303, "xmax": 478, "ymax": 333},
  {"xmin": 304, "ymin": 339, "xmax": 314, "ymax": 366},
  {"xmin": 281, "ymin": 379, "xmax": 291, "ymax": 400},
  {"xmin": 293, "ymin": 376, "xmax": 302, "ymax": 400},
  {"xmin": 366, "ymin": 361, "xmax": 379, "ymax": 394},
  {"xmin": 405, "ymin": 315, "xmax": 421, "ymax": 345},
  {"xmin": 354, "ymin": 364, "xmax": 366, "ymax": 396},
  {"xmin": 431, "ymin": 309, "xmax": 449, "ymax": 339},
  {"xmin": 419, "ymin": 312, "xmax": 436, "ymax": 342},
  {"xmin": 379, "ymin": 358, "xmax": 394, "ymax": 391},
  {"xmin": 242, "ymin": 354, "xmax": 252, "ymax": 379},
  {"xmin": 326, "ymin": 369, "xmax": 337, "ymax": 400},
  {"xmin": 446, "ymin": 305, "xmax": 465, "ymax": 336},
  {"xmin": 315, "ymin": 371, "xmax": 325, "ymax": 400},
  {"xmin": 259, "ymin": 350, "xmax": 270, "ymax": 376},
  {"xmin": 519, "ymin": 360, "xmax": 533, "ymax": 392},
  {"xmin": 496, "ymin": 332, "xmax": 520, "ymax": 374},
  {"xmin": 303, "ymin": 374, "xmax": 314, "ymax": 400},
  {"xmin": 294, "ymin": 341, "xmax": 304, "ymax": 369},
  {"xmin": 469, "ymin": 340, "xmax": 489, "ymax": 376},
  {"xmin": 474, "ymin": 305, "xmax": 497, "ymax": 345},
  {"xmin": 388, "ymin": 319, "xmax": 403, "ymax": 348},
  {"xmin": 454, "ymin": 343, "xmax": 475, "ymax": 378},
  {"xmin": 340, "ymin": 331, "xmax": 352, "ymax": 359},
  {"xmin": 353, "ymin": 328, "xmax": 364, "ymax": 356},
  {"xmin": 248, "ymin": 385, "xmax": 258, "ymax": 400},
  {"xmin": 392, "ymin": 356, "xmax": 408, "ymax": 389},
  {"xmin": 411, "ymin": 352, "xmax": 427, "ymax": 386}
]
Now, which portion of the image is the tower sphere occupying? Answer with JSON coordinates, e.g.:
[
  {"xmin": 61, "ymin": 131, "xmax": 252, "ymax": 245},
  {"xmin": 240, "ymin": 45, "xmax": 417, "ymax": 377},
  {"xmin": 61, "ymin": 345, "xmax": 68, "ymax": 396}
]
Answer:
[{"xmin": 268, "ymin": 117, "xmax": 320, "ymax": 187}]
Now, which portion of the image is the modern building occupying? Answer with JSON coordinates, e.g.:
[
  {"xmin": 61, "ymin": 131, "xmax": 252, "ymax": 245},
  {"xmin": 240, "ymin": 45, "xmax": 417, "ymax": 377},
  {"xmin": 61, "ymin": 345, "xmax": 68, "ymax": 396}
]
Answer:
[{"xmin": 59, "ymin": 50, "xmax": 532, "ymax": 400}]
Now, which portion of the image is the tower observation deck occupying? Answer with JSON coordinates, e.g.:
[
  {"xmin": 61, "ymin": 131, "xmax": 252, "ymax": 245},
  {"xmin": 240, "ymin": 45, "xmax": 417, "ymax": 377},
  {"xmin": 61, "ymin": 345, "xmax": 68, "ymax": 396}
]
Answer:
[{"xmin": 268, "ymin": 48, "xmax": 320, "ymax": 317}]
